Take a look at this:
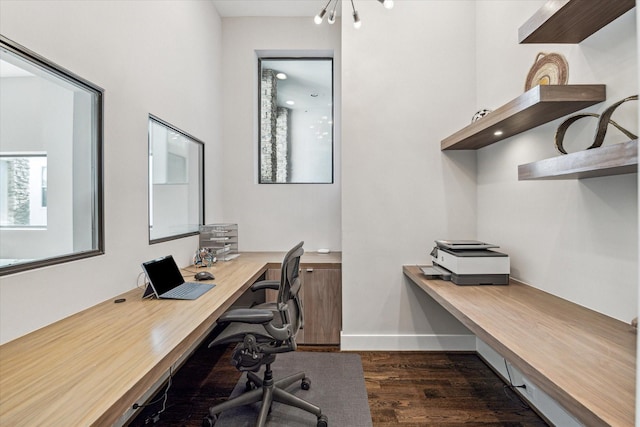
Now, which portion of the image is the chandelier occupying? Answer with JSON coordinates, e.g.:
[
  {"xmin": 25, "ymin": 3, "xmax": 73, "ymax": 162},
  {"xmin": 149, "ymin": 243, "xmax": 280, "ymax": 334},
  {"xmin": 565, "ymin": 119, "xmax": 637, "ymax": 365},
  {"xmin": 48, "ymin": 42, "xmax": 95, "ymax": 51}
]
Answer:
[{"xmin": 314, "ymin": 0, "xmax": 394, "ymax": 29}]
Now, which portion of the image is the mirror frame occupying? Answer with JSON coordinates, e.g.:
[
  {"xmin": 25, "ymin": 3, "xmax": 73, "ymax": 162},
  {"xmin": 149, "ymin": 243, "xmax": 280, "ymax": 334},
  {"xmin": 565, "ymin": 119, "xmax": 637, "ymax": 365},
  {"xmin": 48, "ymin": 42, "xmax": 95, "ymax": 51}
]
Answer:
[
  {"xmin": 0, "ymin": 35, "xmax": 104, "ymax": 276},
  {"xmin": 148, "ymin": 114, "xmax": 205, "ymax": 244}
]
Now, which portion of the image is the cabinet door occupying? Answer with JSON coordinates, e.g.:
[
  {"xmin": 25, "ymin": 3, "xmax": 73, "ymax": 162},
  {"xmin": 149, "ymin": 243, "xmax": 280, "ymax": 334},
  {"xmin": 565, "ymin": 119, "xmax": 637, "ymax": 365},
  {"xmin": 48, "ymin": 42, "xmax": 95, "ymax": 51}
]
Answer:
[{"xmin": 300, "ymin": 268, "xmax": 341, "ymax": 345}]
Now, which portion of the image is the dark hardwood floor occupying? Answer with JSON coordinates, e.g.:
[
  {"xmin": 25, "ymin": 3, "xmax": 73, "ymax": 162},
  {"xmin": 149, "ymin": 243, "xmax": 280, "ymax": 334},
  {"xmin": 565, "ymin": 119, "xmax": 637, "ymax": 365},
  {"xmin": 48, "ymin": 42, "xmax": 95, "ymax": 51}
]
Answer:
[
  {"xmin": 129, "ymin": 343, "xmax": 548, "ymax": 426},
  {"xmin": 360, "ymin": 351, "xmax": 547, "ymax": 427}
]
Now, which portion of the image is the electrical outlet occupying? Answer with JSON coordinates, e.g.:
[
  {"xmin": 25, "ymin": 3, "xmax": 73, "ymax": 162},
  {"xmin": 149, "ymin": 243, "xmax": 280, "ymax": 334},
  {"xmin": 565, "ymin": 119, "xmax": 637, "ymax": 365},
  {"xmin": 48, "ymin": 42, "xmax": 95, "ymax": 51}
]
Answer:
[{"xmin": 522, "ymin": 377, "xmax": 537, "ymax": 400}]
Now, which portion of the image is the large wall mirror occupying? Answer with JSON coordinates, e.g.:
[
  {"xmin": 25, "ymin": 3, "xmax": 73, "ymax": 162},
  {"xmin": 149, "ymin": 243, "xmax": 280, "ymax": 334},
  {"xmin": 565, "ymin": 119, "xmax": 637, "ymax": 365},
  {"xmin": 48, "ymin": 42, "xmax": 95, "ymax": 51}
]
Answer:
[
  {"xmin": 148, "ymin": 115, "xmax": 204, "ymax": 243},
  {"xmin": 0, "ymin": 35, "xmax": 103, "ymax": 276},
  {"xmin": 259, "ymin": 57, "xmax": 333, "ymax": 184}
]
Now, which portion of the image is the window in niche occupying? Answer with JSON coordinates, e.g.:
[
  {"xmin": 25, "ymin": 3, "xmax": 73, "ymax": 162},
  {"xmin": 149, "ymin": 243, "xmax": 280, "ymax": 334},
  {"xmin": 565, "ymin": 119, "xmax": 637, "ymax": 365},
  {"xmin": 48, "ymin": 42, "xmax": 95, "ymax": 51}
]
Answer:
[{"xmin": 259, "ymin": 57, "xmax": 333, "ymax": 184}]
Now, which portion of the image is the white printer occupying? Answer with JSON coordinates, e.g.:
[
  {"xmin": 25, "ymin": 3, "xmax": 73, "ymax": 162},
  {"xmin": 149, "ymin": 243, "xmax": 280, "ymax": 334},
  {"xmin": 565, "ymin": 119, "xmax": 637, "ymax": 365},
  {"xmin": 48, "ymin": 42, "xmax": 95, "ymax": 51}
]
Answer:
[{"xmin": 427, "ymin": 240, "xmax": 510, "ymax": 285}]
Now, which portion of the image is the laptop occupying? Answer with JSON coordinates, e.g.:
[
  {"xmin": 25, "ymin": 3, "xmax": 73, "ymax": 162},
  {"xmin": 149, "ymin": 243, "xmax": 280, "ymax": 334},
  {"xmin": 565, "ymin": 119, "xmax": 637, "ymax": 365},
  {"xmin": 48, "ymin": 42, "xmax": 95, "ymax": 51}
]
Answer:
[{"xmin": 142, "ymin": 255, "xmax": 214, "ymax": 300}]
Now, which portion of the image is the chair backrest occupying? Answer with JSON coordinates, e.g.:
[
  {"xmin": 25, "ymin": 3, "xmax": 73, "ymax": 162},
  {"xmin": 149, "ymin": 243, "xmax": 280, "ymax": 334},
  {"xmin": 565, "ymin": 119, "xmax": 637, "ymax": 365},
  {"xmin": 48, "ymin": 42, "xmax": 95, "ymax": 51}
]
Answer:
[{"xmin": 277, "ymin": 241, "xmax": 304, "ymax": 336}]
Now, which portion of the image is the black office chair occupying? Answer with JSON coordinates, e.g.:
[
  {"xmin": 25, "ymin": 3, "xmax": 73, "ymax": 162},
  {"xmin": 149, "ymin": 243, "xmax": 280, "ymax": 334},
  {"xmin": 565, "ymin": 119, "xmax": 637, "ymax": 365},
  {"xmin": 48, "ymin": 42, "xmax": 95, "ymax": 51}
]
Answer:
[{"xmin": 203, "ymin": 241, "xmax": 327, "ymax": 427}]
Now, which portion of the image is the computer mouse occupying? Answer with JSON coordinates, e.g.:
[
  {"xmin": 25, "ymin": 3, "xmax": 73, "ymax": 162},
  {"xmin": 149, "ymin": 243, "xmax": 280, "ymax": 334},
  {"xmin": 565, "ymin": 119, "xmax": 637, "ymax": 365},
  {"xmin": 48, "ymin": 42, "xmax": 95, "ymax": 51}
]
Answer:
[{"xmin": 195, "ymin": 271, "xmax": 214, "ymax": 281}]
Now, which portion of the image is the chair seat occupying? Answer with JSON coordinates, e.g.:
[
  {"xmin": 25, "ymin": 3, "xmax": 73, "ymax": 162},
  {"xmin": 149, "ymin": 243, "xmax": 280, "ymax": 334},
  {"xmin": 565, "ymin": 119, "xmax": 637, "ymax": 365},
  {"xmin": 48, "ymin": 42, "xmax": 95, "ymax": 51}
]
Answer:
[{"xmin": 210, "ymin": 321, "xmax": 274, "ymax": 346}]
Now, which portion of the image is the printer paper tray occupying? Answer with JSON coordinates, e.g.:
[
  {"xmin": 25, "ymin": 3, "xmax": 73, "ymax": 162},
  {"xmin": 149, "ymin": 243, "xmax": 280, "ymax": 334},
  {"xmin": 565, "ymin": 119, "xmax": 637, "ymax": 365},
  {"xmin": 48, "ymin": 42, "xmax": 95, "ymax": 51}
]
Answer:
[
  {"xmin": 420, "ymin": 265, "xmax": 509, "ymax": 286},
  {"xmin": 450, "ymin": 272, "xmax": 509, "ymax": 286}
]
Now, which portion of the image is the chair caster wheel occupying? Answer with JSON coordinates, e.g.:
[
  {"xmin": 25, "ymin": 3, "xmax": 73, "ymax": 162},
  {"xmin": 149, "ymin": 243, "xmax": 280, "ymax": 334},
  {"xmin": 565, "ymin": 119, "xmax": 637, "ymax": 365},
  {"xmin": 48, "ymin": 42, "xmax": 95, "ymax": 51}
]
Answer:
[
  {"xmin": 202, "ymin": 414, "xmax": 217, "ymax": 427},
  {"xmin": 317, "ymin": 414, "xmax": 328, "ymax": 427},
  {"xmin": 301, "ymin": 377, "xmax": 311, "ymax": 390}
]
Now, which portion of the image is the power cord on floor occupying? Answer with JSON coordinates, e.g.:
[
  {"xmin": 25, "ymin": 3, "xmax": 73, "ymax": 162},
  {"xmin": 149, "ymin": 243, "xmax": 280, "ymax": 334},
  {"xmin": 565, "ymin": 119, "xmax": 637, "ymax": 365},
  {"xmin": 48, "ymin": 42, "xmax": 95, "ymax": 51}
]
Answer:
[
  {"xmin": 502, "ymin": 359, "xmax": 530, "ymax": 409},
  {"xmin": 132, "ymin": 367, "xmax": 173, "ymax": 424}
]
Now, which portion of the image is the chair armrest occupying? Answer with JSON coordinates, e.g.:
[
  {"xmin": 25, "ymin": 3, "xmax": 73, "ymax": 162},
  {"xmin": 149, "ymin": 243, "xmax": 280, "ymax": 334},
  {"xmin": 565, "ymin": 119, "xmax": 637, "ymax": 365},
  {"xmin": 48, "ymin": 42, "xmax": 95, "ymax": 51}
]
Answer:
[
  {"xmin": 218, "ymin": 308, "xmax": 274, "ymax": 324},
  {"xmin": 251, "ymin": 280, "xmax": 280, "ymax": 292}
]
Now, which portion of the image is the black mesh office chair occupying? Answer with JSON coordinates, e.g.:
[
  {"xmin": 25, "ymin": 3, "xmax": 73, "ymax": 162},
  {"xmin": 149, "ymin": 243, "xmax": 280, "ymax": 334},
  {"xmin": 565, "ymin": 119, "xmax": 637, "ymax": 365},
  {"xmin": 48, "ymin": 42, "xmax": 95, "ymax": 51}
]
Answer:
[{"xmin": 203, "ymin": 242, "xmax": 327, "ymax": 427}]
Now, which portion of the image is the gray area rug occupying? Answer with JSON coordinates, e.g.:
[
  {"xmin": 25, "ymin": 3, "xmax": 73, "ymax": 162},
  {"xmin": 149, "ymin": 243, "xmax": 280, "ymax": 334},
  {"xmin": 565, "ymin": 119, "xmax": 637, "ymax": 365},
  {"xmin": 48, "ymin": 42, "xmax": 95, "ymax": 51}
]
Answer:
[{"xmin": 215, "ymin": 352, "xmax": 372, "ymax": 426}]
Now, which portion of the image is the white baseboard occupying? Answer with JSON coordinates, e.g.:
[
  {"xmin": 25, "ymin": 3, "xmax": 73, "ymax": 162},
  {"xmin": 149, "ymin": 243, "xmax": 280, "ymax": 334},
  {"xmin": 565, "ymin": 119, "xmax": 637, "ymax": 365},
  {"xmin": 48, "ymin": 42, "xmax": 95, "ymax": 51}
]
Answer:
[{"xmin": 339, "ymin": 332, "xmax": 476, "ymax": 351}]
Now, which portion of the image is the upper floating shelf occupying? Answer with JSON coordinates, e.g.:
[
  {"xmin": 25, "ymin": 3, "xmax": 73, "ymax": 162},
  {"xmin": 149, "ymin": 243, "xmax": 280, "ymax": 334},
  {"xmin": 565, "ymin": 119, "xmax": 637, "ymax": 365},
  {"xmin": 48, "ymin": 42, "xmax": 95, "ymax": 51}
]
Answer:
[
  {"xmin": 519, "ymin": 0, "xmax": 636, "ymax": 44},
  {"xmin": 441, "ymin": 84, "xmax": 606, "ymax": 151},
  {"xmin": 518, "ymin": 139, "xmax": 638, "ymax": 180}
]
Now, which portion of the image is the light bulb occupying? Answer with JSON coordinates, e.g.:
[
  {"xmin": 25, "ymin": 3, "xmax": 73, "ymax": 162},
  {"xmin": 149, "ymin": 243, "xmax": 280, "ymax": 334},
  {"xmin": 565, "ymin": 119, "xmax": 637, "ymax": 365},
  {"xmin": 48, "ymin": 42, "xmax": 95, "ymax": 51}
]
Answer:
[
  {"xmin": 314, "ymin": 9, "xmax": 326, "ymax": 25},
  {"xmin": 328, "ymin": 10, "xmax": 336, "ymax": 24},
  {"xmin": 353, "ymin": 10, "xmax": 361, "ymax": 29},
  {"xmin": 383, "ymin": 0, "xmax": 394, "ymax": 9}
]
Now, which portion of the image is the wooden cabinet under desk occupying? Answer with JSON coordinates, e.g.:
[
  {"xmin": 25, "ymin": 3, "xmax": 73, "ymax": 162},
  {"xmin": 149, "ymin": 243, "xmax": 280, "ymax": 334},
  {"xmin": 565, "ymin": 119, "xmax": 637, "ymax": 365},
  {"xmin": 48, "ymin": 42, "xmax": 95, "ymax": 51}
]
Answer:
[{"xmin": 265, "ymin": 265, "xmax": 342, "ymax": 345}]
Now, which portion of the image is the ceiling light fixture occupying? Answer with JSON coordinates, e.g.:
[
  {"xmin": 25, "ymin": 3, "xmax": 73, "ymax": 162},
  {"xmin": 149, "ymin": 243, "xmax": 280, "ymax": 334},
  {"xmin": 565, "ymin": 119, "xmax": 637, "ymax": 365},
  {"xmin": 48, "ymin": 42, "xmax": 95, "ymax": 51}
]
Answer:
[
  {"xmin": 314, "ymin": 3, "xmax": 327, "ymax": 24},
  {"xmin": 328, "ymin": 0, "xmax": 339, "ymax": 24},
  {"xmin": 314, "ymin": 0, "xmax": 393, "ymax": 29},
  {"xmin": 352, "ymin": 2, "xmax": 362, "ymax": 30}
]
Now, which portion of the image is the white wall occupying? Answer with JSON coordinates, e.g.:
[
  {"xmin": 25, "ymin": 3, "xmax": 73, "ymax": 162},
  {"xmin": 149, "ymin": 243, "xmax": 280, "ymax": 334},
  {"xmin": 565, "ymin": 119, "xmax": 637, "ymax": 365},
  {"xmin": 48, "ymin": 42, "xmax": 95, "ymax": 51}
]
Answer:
[
  {"xmin": 340, "ymin": 1, "xmax": 479, "ymax": 350},
  {"xmin": 475, "ymin": 1, "xmax": 638, "ymax": 323},
  {"xmin": 1, "ymin": 0, "xmax": 636, "ymax": 362},
  {"xmin": 474, "ymin": 3, "xmax": 638, "ymax": 423},
  {"xmin": 0, "ymin": 0, "xmax": 224, "ymax": 344},
  {"xmin": 219, "ymin": 17, "xmax": 341, "ymax": 252}
]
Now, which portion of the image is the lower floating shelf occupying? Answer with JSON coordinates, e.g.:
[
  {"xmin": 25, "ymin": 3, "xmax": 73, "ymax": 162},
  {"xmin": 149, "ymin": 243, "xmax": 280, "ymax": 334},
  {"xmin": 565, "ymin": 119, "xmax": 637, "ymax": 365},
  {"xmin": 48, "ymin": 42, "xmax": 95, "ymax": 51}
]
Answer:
[{"xmin": 518, "ymin": 139, "xmax": 638, "ymax": 180}]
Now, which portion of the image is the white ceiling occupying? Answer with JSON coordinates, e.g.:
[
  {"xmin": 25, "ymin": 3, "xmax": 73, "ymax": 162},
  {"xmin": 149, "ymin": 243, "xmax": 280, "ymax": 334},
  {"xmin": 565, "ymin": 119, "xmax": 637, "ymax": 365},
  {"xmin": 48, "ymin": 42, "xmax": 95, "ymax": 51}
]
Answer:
[{"xmin": 211, "ymin": 0, "xmax": 333, "ymax": 17}]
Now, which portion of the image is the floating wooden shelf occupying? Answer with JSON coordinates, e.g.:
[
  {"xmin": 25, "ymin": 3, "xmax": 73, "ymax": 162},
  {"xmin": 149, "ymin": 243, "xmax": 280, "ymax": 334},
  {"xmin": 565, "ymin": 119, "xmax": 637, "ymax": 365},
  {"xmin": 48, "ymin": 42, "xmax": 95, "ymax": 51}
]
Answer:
[
  {"xmin": 519, "ymin": 0, "xmax": 636, "ymax": 44},
  {"xmin": 518, "ymin": 139, "xmax": 638, "ymax": 180},
  {"xmin": 441, "ymin": 85, "xmax": 606, "ymax": 151}
]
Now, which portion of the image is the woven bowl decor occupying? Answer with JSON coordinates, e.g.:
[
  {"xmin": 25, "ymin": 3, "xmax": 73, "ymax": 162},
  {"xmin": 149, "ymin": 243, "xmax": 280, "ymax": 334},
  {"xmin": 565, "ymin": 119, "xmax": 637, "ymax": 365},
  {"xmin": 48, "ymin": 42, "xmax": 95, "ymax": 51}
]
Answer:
[{"xmin": 524, "ymin": 52, "xmax": 569, "ymax": 91}]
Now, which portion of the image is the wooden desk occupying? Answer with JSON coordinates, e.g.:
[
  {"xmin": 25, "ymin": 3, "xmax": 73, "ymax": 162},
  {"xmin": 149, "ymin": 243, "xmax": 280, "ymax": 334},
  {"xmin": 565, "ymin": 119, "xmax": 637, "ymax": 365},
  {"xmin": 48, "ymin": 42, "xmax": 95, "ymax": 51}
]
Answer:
[
  {"xmin": 0, "ymin": 252, "xmax": 340, "ymax": 426},
  {"xmin": 403, "ymin": 265, "xmax": 636, "ymax": 427}
]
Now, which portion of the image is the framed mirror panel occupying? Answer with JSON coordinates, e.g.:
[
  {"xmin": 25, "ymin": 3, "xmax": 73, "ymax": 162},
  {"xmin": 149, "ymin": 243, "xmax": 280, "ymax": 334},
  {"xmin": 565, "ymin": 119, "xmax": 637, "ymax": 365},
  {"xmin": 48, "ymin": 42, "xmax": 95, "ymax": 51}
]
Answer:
[
  {"xmin": 148, "ymin": 114, "xmax": 204, "ymax": 244},
  {"xmin": 0, "ymin": 35, "xmax": 104, "ymax": 276}
]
